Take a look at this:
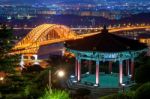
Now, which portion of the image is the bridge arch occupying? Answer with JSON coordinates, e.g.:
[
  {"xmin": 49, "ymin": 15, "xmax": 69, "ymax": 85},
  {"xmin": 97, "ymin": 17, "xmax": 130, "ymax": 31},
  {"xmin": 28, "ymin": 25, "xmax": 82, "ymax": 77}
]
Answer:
[{"xmin": 13, "ymin": 24, "xmax": 77, "ymax": 54}]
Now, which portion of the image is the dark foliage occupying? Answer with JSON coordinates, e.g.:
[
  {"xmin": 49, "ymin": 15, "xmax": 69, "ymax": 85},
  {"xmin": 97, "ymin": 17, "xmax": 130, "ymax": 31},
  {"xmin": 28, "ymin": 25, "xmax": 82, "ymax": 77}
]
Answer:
[
  {"xmin": 135, "ymin": 64, "xmax": 150, "ymax": 83},
  {"xmin": 134, "ymin": 82, "xmax": 150, "ymax": 99},
  {"xmin": 76, "ymin": 88, "xmax": 91, "ymax": 96}
]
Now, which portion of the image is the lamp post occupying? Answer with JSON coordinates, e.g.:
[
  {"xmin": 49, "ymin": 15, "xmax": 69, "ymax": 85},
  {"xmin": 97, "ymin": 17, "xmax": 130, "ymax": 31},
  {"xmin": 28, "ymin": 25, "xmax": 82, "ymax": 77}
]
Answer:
[
  {"xmin": 48, "ymin": 69, "xmax": 65, "ymax": 90},
  {"xmin": 49, "ymin": 70, "xmax": 52, "ymax": 89},
  {"xmin": 121, "ymin": 83, "xmax": 126, "ymax": 93}
]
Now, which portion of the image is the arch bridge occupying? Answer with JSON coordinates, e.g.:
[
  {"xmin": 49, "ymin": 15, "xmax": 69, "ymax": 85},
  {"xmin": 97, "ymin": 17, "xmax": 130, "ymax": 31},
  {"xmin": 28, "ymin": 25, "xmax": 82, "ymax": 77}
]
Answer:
[{"xmin": 12, "ymin": 24, "xmax": 78, "ymax": 54}]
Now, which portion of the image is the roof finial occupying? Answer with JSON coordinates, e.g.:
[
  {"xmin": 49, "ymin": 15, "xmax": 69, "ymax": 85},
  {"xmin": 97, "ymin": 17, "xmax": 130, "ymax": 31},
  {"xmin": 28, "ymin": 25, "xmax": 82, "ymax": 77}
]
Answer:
[{"xmin": 101, "ymin": 25, "xmax": 108, "ymax": 33}]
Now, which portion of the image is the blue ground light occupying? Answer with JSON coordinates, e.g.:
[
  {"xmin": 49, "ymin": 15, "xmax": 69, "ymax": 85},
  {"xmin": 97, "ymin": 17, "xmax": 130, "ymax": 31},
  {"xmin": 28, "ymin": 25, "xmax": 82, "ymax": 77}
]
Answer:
[{"xmin": 80, "ymin": 74, "xmax": 129, "ymax": 88}]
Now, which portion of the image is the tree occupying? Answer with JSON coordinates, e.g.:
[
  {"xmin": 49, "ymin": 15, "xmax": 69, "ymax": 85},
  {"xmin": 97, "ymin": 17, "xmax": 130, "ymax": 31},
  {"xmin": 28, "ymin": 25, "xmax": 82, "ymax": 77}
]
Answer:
[
  {"xmin": 134, "ymin": 53, "xmax": 150, "ymax": 84},
  {"xmin": 135, "ymin": 64, "xmax": 150, "ymax": 83},
  {"xmin": 0, "ymin": 67, "xmax": 46, "ymax": 98},
  {"xmin": 0, "ymin": 24, "xmax": 19, "ymax": 73}
]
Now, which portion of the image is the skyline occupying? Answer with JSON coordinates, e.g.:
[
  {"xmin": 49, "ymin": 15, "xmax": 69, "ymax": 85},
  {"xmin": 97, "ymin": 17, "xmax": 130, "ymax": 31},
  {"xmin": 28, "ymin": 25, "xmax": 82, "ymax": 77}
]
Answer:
[{"xmin": 0, "ymin": 0, "xmax": 150, "ymax": 4}]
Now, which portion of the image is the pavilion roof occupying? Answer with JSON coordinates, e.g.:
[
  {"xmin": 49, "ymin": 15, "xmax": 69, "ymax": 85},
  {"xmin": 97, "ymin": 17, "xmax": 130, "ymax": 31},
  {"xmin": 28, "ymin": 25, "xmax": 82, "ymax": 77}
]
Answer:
[{"xmin": 65, "ymin": 27, "xmax": 147, "ymax": 52}]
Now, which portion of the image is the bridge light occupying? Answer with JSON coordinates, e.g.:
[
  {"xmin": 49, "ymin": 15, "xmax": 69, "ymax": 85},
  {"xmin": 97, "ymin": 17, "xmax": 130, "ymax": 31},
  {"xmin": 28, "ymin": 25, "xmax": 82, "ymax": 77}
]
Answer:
[{"xmin": 108, "ymin": 25, "xmax": 111, "ymax": 29}]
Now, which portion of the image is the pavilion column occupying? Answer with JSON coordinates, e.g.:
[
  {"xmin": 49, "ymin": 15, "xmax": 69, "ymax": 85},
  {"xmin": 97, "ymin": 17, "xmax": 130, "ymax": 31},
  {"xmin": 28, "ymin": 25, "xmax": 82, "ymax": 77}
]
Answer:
[
  {"xmin": 131, "ymin": 58, "xmax": 134, "ymax": 80},
  {"xmin": 75, "ymin": 58, "xmax": 78, "ymax": 77},
  {"xmin": 77, "ymin": 59, "xmax": 81, "ymax": 82},
  {"xmin": 126, "ymin": 60, "xmax": 130, "ymax": 76},
  {"xmin": 119, "ymin": 60, "xmax": 123, "ymax": 85},
  {"xmin": 96, "ymin": 60, "xmax": 100, "ymax": 85},
  {"xmin": 88, "ymin": 61, "xmax": 92, "ymax": 74},
  {"xmin": 109, "ymin": 61, "xmax": 113, "ymax": 73}
]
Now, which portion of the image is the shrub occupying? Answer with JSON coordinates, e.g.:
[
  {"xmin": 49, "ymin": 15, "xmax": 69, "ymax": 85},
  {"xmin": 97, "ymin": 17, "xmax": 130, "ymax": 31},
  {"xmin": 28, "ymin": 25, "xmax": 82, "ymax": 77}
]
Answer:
[{"xmin": 39, "ymin": 88, "xmax": 70, "ymax": 99}]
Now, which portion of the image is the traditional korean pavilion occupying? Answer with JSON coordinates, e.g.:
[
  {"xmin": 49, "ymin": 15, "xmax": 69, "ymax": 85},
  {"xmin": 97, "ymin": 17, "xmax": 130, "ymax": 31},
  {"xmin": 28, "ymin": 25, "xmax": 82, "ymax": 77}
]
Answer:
[{"xmin": 65, "ymin": 26, "xmax": 147, "ymax": 87}]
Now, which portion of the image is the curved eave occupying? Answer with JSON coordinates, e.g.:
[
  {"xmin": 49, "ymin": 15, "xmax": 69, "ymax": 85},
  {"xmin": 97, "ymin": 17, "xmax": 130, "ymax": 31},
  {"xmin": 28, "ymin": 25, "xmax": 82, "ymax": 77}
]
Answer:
[{"xmin": 66, "ymin": 48, "xmax": 148, "ymax": 61}]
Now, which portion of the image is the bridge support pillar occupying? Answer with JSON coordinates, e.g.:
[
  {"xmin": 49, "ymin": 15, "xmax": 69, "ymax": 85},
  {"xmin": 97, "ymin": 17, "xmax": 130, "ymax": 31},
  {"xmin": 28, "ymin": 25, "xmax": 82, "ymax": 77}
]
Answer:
[
  {"xmin": 33, "ymin": 54, "xmax": 39, "ymax": 65},
  {"xmin": 61, "ymin": 48, "xmax": 65, "ymax": 57},
  {"xmin": 20, "ymin": 54, "xmax": 25, "ymax": 69}
]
